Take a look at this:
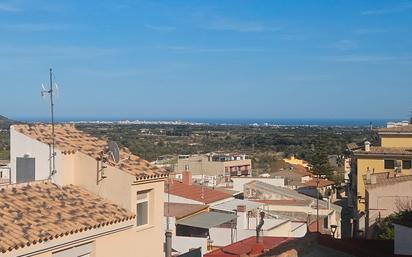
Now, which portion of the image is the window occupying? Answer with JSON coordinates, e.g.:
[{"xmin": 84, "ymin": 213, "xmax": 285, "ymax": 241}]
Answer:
[
  {"xmin": 403, "ymin": 160, "xmax": 412, "ymax": 169},
  {"xmin": 384, "ymin": 160, "xmax": 395, "ymax": 169},
  {"xmin": 136, "ymin": 191, "xmax": 149, "ymax": 226},
  {"xmin": 323, "ymin": 216, "xmax": 329, "ymax": 229}
]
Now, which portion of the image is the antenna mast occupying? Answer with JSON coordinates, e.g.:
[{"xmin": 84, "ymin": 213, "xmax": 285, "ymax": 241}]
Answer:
[{"xmin": 42, "ymin": 68, "xmax": 57, "ymax": 178}]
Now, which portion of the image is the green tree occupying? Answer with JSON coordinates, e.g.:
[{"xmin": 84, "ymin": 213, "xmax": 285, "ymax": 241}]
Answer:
[
  {"xmin": 310, "ymin": 142, "xmax": 334, "ymax": 179},
  {"xmin": 376, "ymin": 210, "xmax": 412, "ymax": 240}
]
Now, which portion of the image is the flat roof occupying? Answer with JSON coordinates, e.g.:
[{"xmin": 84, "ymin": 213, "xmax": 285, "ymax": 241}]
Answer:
[
  {"xmin": 176, "ymin": 212, "xmax": 237, "ymax": 229},
  {"xmin": 210, "ymin": 199, "xmax": 263, "ymax": 213}
]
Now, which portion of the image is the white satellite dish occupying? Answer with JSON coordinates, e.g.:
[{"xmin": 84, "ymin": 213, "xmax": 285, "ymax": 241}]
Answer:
[{"xmin": 108, "ymin": 141, "xmax": 120, "ymax": 163}]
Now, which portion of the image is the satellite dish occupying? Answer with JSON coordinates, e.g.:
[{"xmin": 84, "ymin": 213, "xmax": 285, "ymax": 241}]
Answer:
[{"xmin": 108, "ymin": 141, "xmax": 120, "ymax": 163}]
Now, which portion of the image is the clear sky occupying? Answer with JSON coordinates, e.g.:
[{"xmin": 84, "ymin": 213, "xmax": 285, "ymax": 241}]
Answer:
[{"xmin": 0, "ymin": 0, "xmax": 411, "ymax": 121}]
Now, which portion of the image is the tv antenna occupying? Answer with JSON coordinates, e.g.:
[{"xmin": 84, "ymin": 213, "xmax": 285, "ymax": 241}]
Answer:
[
  {"xmin": 41, "ymin": 68, "xmax": 59, "ymax": 179},
  {"xmin": 107, "ymin": 141, "xmax": 120, "ymax": 163}
]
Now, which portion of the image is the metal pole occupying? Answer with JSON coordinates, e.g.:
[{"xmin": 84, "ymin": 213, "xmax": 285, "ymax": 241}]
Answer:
[
  {"xmin": 49, "ymin": 68, "xmax": 56, "ymax": 177},
  {"xmin": 165, "ymin": 230, "xmax": 172, "ymax": 257}
]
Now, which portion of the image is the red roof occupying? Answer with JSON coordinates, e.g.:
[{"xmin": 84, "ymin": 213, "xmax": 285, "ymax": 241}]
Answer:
[
  {"xmin": 165, "ymin": 180, "xmax": 232, "ymax": 204},
  {"xmin": 252, "ymin": 199, "xmax": 312, "ymax": 206},
  {"xmin": 291, "ymin": 164, "xmax": 312, "ymax": 176},
  {"xmin": 304, "ymin": 179, "xmax": 335, "ymax": 188},
  {"xmin": 205, "ymin": 236, "xmax": 290, "ymax": 257}
]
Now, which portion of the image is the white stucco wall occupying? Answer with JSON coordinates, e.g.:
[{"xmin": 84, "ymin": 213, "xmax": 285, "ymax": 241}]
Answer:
[
  {"xmin": 232, "ymin": 177, "xmax": 285, "ymax": 193},
  {"xmin": 394, "ymin": 224, "xmax": 412, "ymax": 256}
]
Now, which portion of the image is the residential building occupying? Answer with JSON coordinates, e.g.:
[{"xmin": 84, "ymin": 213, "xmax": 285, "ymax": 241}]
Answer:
[
  {"xmin": 272, "ymin": 165, "xmax": 312, "ymax": 189},
  {"xmin": 176, "ymin": 152, "xmax": 252, "ymax": 186},
  {"xmin": 364, "ymin": 172, "xmax": 412, "ymax": 238},
  {"xmin": 164, "ymin": 172, "xmax": 234, "ymax": 205},
  {"xmin": 10, "ymin": 124, "xmax": 168, "ymax": 257},
  {"xmin": 231, "ymin": 176, "xmax": 284, "ymax": 193},
  {"xmin": 0, "ymin": 160, "xmax": 10, "ymax": 185},
  {"xmin": 283, "ymin": 155, "xmax": 309, "ymax": 168},
  {"xmin": 164, "ymin": 203, "xmax": 209, "ymax": 256},
  {"xmin": 349, "ymin": 123, "xmax": 412, "ymax": 236},
  {"xmin": 0, "ymin": 181, "xmax": 136, "ymax": 257},
  {"xmin": 243, "ymin": 180, "xmax": 342, "ymax": 238}
]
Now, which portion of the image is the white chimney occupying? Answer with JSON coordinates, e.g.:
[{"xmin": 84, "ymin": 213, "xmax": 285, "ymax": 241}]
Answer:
[{"xmin": 364, "ymin": 141, "xmax": 371, "ymax": 152}]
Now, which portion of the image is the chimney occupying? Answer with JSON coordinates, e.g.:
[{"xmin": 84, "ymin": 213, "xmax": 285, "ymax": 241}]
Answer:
[
  {"xmin": 182, "ymin": 171, "xmax": 192, "ymax": 185},
  {"xmin": 370, "ymin": 174, "xmax": 377, "ymax": 184},
  {"xmin": 364, "ymin": 141, "xmax": 371, "ymax": 152},
  {"xmin": 366, "ymin": 168, "xmax": 371, "ymax": 184}
]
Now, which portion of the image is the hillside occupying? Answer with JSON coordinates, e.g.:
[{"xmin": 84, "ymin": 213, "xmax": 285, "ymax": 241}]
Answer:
[{"xmin": 0, "ymin": 115, "xmax": 14, "ymax": 129}]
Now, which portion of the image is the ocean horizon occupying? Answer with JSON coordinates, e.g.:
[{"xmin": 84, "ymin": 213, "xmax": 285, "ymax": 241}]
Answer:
[{"xmin": 14, "ymin": 117, "xmax": 401, "ymax": 127}]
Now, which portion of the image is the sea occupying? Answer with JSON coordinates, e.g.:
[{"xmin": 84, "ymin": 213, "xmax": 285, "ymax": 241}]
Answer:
[{"xmin": 19, "ymin": 117, "xmax": 394, "ymax": 127}]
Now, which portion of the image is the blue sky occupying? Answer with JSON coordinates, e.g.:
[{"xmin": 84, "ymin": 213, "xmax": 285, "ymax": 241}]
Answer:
[{"xmin": 0, "ymin": 0, "xmax": 411, "ymax": 121}]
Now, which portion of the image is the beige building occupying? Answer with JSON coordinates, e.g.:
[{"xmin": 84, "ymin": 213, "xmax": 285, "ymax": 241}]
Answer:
[
  {"xmin": 349, "ymin": 123, "xmax": 412, "ymax": 236},
  {"xmin": 176, "ymin": 152, "xmax": 252, "ymax": 186},
  {"xmin": 364, "ymin": 173, "xmax": 412, "ymax": 238},
  {"xmin": 8, "ymin": 124, "xmax": 168, "ymax": 257}
]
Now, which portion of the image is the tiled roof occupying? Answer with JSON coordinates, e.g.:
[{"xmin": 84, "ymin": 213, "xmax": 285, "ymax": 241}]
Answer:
[
  {"xmin": 165, "ymin": 180, "xmax": 232, "ymax": 204},
  {"xmin": 164, "ymin": 203, "xmax": 208, "ymax": 219},
  {"xmin": 354, "ymin": 146, "xmax": 412, "ymax": 156},
  {"xmin": 0, "ymin": 181, "xmax": 135, "ymax": 254},
  {"xmin": 364, "ymin": 172, "xmax": 412, "ymax": 189},
  {"xmin": 377, "ymin": 125, "xmax": 412, "ymax": 133},
  {"xmin": 13, "ymin": 124, "xmax": 167, "ymax": 180},
  {"xmin": 303, "ymin": 179, "xmax": 335, "ymax": 188},
  {"xmin": 290, "ymin": 164, "xmax": 312, "ymax": 177},
  {"xmin": 204, "ymin": 236, "xmax": 290, "ymax": 257},
  {"xmin": 252, "ymin": 199, "xmax": 312, "ymax": 207}
]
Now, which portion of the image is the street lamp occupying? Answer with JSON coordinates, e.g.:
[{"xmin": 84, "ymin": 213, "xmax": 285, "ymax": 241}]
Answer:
[{"xmin": 330, "ymin": 225, "xmax": 338, "ymax": 238}]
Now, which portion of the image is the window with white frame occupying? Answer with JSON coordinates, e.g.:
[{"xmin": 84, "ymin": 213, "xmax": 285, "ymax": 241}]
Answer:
[{"xmin": 136, "ymin": 191, "xmax": 149, "ymax": 226}]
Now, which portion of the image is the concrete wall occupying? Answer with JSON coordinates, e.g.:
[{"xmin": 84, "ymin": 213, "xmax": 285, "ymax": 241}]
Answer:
[
  {"xmin": 366, "ymin": 180, "xmax": 412, "ymax": 237},
  {"xmin": 11, "ymin": 128, "xmax": 77, "ymax": 185},
  {"xmin": 394, "ymin": 224, "xmax": 412, "ymax": 256},
  {"xmin": 380, "ymin": 135, "xmax": 412, "ymax": 148}
]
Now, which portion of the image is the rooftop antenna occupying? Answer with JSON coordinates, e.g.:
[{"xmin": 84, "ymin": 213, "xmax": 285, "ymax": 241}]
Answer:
[
  {"xmin": 41, "ymin": 68, "xmax": 58, "ymax": 179},
  {"xmin": 108, "ymin": 141, "xmax": 120, "ymax": 163}
]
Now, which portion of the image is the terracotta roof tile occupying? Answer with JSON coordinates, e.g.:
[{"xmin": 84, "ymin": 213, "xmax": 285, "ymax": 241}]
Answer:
[
  {"xmin": 354, "ymin": 146, "xmax": 412, "ymax": 156},
  {"xmin": 165, "ymin": 180, "xmax": 232, "ymax": 204},
  {"xmin": 205, "ymin": 236, "xmax": 290, "ymax": 257},
  {"xmin": 303, "ymin": 179, "xmax": 335, "ymax": 188},
  {"xmin": 0, "ymin": 181, "xmax": 135, "ymax": 254},
  {"xmin": 164, "ymin": 203, "xmax": 208, "ymax": 219},
  {"xmin": 252, "ymin": 199, "xmax": 312, "ymax": 206},
  {"xmin": 13, "ymin": 124, "xmax": 167, "ymax": 180},
  {"xmin": 364, "ymin": 172, "xmax": 412, "ymax": 189}
]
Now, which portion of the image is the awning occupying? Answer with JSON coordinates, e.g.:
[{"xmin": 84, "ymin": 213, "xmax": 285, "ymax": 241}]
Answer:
[{"xmin": 176, "ymin": 212, "xmax": 237, "ymax": 229}]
